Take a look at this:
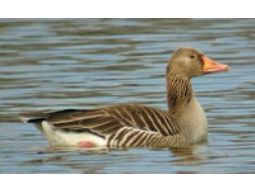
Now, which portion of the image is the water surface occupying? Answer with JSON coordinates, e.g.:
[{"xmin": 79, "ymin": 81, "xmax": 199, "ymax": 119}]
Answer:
[{"xmin": 0, "ymin": 19, "xmax": 255, "ymax": 173}]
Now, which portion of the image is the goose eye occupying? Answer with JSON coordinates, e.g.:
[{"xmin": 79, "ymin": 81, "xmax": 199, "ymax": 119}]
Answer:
[{"xmin": 189, "ymin": 55, "xmax": 196, "ymax": 59}]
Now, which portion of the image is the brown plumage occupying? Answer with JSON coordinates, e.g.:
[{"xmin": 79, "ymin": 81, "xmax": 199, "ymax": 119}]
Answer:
[{"xmin": 21, "ymin": 47, "xmax": 230, "ymax": 148}]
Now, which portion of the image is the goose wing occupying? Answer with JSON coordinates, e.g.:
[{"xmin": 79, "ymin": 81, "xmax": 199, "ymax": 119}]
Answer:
[
  {"xmin": 21, "ymin": 105, "xmax": 180, "ymax": 147},
  {"xmin": 42, "ymin": 104, "xmax": 179, "ymax": 136}
]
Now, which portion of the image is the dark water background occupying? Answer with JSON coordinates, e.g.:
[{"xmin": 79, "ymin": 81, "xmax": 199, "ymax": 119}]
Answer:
[{"xmin": 0, "ymin": 19, "xmax": 255, "ymax": 173}]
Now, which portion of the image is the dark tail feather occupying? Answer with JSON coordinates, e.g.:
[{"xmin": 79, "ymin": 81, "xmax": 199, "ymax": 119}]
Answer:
[
  {"xmin": 20, "ymin": 109, "xmax": 78, "ymax": 123},
  {"xmin": 20, "ymin": 116, "xmax": 46, "ymax": 124},
  {"xmin": 26, "ymin": 117, "xmax": 46, "ymax": 123},
  {"xmin": 20, "ymin": 110, "xmax": 49, "ymax": 123}
]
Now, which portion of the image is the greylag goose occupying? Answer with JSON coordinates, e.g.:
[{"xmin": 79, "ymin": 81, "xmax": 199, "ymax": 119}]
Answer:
[{"xmin": 21, "ymin": 47, "xmax": 230, "ymax": 148}]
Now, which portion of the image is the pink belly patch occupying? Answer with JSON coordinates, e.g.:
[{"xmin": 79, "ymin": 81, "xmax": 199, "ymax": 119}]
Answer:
[{"xmin": 78, "ymin": 141, "xmax": 97, "ymax": 148}]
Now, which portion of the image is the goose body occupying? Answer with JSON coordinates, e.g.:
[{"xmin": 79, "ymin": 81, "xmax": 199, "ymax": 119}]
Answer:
[{"xmin": 21, "ymin": 47, "xmax": 229, "ymax": 148}]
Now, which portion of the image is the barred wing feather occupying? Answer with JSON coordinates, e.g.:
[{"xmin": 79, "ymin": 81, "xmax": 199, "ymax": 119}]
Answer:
[
  {"xmin": 47, "ymin": 105, "xmax": 179, "ymax": 138},
  {"xmin": 23, "ymin": 105, "xmax": 181, "ymax": 147}
]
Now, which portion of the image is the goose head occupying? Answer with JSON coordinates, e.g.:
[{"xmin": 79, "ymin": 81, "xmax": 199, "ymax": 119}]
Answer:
[{"xmin": 167, "ymin": 47, "xmax": 230, "ymax": 78}]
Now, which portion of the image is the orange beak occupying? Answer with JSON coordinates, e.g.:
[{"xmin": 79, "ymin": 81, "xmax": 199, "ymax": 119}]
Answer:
[{"xmin": 202, "ymin": 56, "xmax": 230, "ymax": 74}]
